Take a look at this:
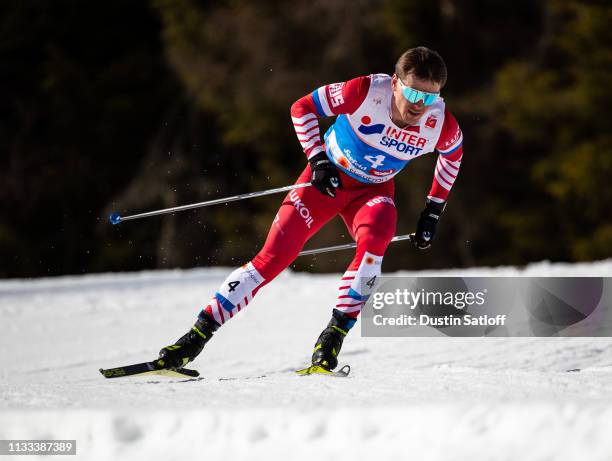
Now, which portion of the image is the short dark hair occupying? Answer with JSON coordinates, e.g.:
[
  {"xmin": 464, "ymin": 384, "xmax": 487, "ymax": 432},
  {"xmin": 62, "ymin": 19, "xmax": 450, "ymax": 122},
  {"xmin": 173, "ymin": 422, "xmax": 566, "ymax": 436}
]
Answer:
[{"xmin": 395, "ymin": 47, "xmax": 447, "ymax": 88}]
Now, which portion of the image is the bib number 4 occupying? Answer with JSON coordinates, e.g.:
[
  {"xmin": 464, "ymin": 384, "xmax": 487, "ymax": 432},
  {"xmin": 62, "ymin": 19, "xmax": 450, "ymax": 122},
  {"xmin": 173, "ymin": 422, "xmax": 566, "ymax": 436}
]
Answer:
[{"xmin": 364, "ymin": 154, "xmax": 385, "ymax": 169}]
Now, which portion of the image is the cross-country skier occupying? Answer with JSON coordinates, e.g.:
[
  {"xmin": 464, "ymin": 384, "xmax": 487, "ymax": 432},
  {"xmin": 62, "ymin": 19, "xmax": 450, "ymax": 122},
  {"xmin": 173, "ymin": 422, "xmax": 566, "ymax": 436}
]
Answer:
[{"xmin": 158, "ymin": 46, "xmax": 463, "ymax": 372}]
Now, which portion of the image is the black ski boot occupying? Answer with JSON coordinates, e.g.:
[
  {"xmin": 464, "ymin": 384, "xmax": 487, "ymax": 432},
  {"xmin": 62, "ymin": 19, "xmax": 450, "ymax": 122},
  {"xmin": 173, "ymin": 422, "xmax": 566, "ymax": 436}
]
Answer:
[
  {"xmin": 311, "ymin": 309, "xmax": 356, "ymax": 371},
  {"xmin": 158, "ymin": 311, "xmax": 220, "ymax": 369}
]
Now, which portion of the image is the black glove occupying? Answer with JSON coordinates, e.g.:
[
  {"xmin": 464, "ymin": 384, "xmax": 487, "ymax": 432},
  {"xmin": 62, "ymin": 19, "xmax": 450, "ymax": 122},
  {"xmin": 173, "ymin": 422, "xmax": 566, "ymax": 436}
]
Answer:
[
  {"xmin": 309, "ymin": 152, "xmax": 343, "ymax": 198},
  {"xmin": 413, "ymin": 199, "xmax": 446, "ymax": 249}
]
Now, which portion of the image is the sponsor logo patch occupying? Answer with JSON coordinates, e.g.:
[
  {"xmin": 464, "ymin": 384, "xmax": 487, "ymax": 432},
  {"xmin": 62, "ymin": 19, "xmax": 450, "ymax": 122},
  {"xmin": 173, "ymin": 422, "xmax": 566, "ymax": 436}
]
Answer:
[
  {"xmin": 357, "ymin": 116, "xmax": 385, "ymax": 135},
  {"xmin": 371, "ymin": 168, "xmax": 396, "ymax": 176},
  {"xmin": 357, "ymin": 116, "xmax": 426, "ymax": 156},
  {"xmin": 366, "ymin": 196, "xmax": 395, "ymax": 207},
  {"xmin": 288, "ymin": 189, "xmax": 314, "ymax": 228},
  {"xmin": 440, "ymin": 128, "xmax": 462, "ymax": 151},
  {"xmin": 328, "ymin": 83, "xmax": 345, "ymax": 108}
]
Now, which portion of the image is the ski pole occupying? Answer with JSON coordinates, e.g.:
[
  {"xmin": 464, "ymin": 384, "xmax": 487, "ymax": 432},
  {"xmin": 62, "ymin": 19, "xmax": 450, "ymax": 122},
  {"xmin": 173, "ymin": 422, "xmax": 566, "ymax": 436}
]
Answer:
[
  {"xmin": 297, "ymin": 234, "xmax": 415, "ymax": 257},
  {"xmin": 109, "ymin": 182, "xmax": 312, "ymax": 225}
]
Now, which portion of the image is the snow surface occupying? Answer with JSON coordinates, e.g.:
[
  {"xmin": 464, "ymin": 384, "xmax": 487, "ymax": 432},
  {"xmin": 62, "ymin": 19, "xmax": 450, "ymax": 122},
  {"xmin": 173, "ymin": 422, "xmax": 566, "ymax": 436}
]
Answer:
[{"xmin": 1, "ymin": 260, "xmax": 612, "ymax": 461}]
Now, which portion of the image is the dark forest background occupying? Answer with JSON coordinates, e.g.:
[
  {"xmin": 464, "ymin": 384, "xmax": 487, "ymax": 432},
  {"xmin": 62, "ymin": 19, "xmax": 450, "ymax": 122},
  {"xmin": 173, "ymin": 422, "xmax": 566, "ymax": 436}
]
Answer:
[{"xmin": 1, "ymin": 0, "xmax": 611, "ymax": 278}]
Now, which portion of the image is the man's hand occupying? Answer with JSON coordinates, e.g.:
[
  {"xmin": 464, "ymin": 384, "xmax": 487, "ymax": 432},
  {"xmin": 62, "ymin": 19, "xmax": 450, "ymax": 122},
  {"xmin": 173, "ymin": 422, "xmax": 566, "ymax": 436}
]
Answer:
[
  {"xmin": 413, "ymin": 199, "xmax": 446, "ymax": 249},
  {"xmin": 309, "ymin": 152, "xmax": 343, "ymax": 198}
]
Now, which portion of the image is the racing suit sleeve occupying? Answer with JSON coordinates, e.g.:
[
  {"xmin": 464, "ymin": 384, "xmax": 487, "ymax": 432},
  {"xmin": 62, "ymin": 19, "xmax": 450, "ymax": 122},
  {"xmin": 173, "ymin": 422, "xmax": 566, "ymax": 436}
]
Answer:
[
  {"xmin": 427, "ymin": 108, "xmax": 463, "ymax": 202},
  {"xmin": 290, "ymin": 76, "xmax": 371, "ymax": 160}
]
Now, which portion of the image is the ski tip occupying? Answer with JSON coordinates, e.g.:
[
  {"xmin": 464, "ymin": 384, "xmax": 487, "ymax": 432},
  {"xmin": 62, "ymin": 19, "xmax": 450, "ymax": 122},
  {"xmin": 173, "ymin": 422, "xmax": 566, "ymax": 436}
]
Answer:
[{"xmin": 338, "ymin": 364, "xmax": 351, "ymax": 375}]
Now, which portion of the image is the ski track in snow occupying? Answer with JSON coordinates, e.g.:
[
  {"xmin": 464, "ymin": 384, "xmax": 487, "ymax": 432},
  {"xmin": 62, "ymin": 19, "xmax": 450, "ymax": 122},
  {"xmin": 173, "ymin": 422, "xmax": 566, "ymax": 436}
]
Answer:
[{"xmin": 1, "ymin": 260, "xmax": 611, "ymax": 460}]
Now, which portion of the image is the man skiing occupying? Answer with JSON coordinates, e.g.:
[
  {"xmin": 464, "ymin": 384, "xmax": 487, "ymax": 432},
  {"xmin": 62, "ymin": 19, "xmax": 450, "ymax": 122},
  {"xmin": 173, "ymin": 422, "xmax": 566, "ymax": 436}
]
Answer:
[{"xmin": 158, "ymin": 46, "xmax": 463, "ymax": 372}]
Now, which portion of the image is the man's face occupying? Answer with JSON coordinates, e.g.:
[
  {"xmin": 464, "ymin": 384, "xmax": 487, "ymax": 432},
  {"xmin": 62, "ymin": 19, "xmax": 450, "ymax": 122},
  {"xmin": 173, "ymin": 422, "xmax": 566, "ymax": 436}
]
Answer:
[{"xmin": 391, "ymin": 73, "xmax": 441, "ymax": 126}]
